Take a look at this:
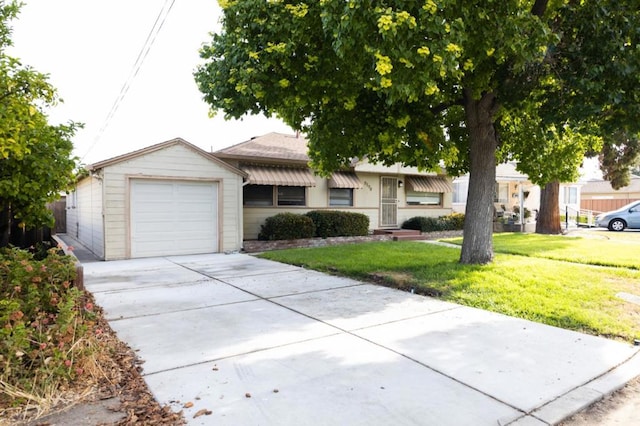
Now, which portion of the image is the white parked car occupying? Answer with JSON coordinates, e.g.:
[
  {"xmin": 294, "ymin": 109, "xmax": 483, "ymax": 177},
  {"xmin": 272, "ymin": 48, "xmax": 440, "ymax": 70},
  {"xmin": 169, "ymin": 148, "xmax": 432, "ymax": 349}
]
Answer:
[{"xmin": 595, "ymin": 201, "xmax": 640, "ymax": 231}]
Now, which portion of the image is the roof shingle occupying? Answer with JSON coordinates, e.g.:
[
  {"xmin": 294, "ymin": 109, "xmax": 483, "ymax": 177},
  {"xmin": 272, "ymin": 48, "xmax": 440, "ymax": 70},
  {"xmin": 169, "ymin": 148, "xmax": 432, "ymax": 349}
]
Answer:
[{"xmin": 215, "ymin": 132, "xmax": 309, "ymax": 163}]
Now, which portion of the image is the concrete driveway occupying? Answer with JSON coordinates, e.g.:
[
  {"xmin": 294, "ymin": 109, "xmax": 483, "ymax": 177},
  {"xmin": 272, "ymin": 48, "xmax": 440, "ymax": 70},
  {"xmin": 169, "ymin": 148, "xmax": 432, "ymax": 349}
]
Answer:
[{"xmin": 83, "ymin": 253, "xmax": 640, "ymax": 426}]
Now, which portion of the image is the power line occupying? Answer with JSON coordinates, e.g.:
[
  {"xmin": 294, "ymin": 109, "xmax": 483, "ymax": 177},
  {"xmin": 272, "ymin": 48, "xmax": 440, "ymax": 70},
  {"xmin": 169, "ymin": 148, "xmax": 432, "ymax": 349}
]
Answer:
[{"xmin": 81, "ymin": 0, "xmax": 176, "ymax": 161}]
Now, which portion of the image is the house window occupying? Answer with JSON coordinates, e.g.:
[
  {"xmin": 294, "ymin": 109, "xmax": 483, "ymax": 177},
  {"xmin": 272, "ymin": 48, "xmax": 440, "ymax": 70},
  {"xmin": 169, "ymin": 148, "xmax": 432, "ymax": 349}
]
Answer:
[
  {"xmin": 329, "ymin": 188, "xmax": 354, "ymax": 206},
  {"xmin": 406, "ymin": 191, "xmax": 442, "ymax": 206},
  {"xmin": 453, "ymin": 181, "xmax": 468, "ymax": 203},
  {"xmin": 563, "ymin": 187, "xmax": 578, "ymax": 204},
  {"xmin": 277, "ymin": 186, "xmax": 306, "ymax": 206},
  {"xmin": 244, "ymin": 185, "xmax": 274, "ymax": 206},
  {"xmin": 494, "ymin": 182, "xmax": 509, "ymax": 203}
]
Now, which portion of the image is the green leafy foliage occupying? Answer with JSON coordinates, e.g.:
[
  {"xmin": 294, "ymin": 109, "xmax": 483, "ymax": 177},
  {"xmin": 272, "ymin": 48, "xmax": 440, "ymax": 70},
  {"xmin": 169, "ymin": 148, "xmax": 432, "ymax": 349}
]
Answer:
[
  {"xmin": 258, "ymin": 213, "xmax": 315, "ymax": 241},
  {"xmin": 0, "ymin": 2, "xmax": 80, "ymax": 240},
  {"xmin": 599, "ymin": 132, "xmax": 640, "ymax": 190},
  {"xmin": 305, "ymin": 210, "xmax": 369, "ymax": 238},
  {"xmin": 402, "ymin": 216, "xmax": 441, "ymax": 232},
  {"xmin": 196, "ymin": 0, "xmax": 554, "ymax": 174},
  {"xmin": 0, "ymin": 247, "xmax": 95, "ymax": 403},
  {"xmin": 402, "ymin": 213, "xmax": 465, "ymax": 232},
  {"xmin": 197, "ymin": 1, "xmax": 640, "ymax": 263}
]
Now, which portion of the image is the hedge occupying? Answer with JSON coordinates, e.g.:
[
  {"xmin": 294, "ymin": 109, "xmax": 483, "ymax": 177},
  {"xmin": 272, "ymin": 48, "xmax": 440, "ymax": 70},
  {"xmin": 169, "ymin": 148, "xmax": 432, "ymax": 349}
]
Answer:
[
  {"xmin": 258, "ymin": 213, "xmax": 315, "ymax": 241},
  {"xmin": 402, "ymin": 213, "xmax": 465, "ymax": 232},
  {"xmin": 305, "ymin": 210, "xmax": 369, "ymax": 238}
]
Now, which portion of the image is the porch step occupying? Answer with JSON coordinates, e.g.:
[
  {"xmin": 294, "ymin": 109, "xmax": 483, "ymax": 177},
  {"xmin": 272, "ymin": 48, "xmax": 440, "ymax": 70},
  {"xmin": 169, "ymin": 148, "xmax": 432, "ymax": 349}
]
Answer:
[{"xmin": 373, "ymin": 229, "xmax": 425, "ymax": 241}]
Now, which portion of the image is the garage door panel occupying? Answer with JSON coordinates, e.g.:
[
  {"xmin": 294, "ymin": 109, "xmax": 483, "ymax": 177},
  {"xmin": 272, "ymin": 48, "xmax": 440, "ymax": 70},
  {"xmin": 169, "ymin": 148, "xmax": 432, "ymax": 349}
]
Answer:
[{"xmin": 130, "ymin": 180, "xmax": 218, "ymax": 258}]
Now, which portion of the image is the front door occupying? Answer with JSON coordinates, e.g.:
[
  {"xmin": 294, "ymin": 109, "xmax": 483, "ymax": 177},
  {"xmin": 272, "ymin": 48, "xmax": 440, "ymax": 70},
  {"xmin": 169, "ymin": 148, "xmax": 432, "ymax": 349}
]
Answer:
[{"xmin": 380, "ymin": 177, "xmax": 398, "ymax": 227}]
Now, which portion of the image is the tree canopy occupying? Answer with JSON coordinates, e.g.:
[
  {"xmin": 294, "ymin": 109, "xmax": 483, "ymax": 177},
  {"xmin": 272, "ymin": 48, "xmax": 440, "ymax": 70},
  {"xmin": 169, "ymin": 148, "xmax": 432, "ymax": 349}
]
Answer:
[
  {"xmin": 0, "ymin": 1, "xmax": 79, "ymax": 244},
  {"xmin": 196, "ymin": 0, "xmax": 640, "ymax": 263},
  {"xmin": 598, "ymin": 131, "xmax": 640, "ymax": 190}
]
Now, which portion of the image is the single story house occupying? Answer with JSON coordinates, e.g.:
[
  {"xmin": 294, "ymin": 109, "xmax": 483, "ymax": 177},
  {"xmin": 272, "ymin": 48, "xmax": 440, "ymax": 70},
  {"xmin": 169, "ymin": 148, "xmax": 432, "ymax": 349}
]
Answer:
[
  {"xmin": 66, "ymin": 138, "xmax": 246, "ymax": 260},
  {"xmin": 580, "ymin": 175, "xmax": 640, "ymax": 213},
  {"xmin": 452, "ymin": 162, "xmax": 582, "ymax": 220},
  {"xmin": 67, "ymin": 133, "xmax": 453, "ymax": 259},
  {"xmin": 214, "ymin": 132, "xmax": 453, "ymax": 240}
]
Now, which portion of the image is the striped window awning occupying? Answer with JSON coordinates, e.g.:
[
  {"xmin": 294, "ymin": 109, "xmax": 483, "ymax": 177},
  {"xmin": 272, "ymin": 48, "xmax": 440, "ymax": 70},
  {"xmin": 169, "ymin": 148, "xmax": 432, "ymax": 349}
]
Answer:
[
  {"xmin": 406, "ymin": 175, "xmax": 452, "ymax": 193},
  {"xmin": 328, "ymin": 171, "xmax": 363, "ymax": 189},
  {"xmin": 241, "ymin": 165, "xmax": 316, "ymax": 187}
]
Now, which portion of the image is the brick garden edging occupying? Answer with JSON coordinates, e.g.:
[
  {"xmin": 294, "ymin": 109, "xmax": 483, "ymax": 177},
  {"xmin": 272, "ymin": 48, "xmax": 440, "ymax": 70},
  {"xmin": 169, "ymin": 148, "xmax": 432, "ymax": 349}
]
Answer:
[{"xmin": 242, "ymin": 230, "xmax": 464, "ymax": 253}]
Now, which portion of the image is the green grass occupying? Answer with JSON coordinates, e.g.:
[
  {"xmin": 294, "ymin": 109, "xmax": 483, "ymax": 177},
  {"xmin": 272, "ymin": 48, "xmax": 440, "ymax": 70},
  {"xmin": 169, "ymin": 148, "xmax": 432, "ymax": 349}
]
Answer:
[
  {"xmin": 444, "ymin": 232, "xmax": 640, "ymax": 269},
  {"xmin": 258, "ymin": 238, "xmax": 640, "ymax": 342}
]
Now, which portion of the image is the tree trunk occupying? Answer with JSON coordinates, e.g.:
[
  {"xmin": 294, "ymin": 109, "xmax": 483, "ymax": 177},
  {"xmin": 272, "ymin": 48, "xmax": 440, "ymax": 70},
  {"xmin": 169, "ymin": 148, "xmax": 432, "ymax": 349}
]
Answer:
[
  {"xmin": 536, "ymin": 181, "xmax": 562, "ymax": 234},
  {"xmin": 460, "ymin": 92, "xmax": 498, "ymax": 264}
]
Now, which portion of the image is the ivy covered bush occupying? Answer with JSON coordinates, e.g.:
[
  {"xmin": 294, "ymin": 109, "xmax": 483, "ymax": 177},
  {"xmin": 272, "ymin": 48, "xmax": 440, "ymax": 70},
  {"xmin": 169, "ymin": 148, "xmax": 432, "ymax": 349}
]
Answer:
[
  {"xmin": 0, "ymin": 247, "xmax": 93, "ymax": 404},
  {"xmin": 402, "ymin": 213, "xmax": 465, "ymax": 232},
  {"xmin": 258, "ymin": 213, "xmax": 315, "ymax": 240},
  {"xmin": 305, "ymin": 210, "xmax": 369, "ymax": 238}
]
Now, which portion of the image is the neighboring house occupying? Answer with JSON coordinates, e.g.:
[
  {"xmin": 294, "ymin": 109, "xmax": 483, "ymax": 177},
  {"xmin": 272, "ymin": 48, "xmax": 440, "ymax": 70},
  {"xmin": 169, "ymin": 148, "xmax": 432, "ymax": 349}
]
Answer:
[
  {"xmin": 581, "ymin": 175, "xmax": 640, "ymax": 213},
  {"xmin": 452, "ymin": 162, "xmax": 582, "ymax": 219},
  {"xmin": 214, "ymin": 133, "xmax": 453, "ymax": 240},
  {"xmin": 67, "ymin": 138, "xmax": 246, "ymax": 260}
]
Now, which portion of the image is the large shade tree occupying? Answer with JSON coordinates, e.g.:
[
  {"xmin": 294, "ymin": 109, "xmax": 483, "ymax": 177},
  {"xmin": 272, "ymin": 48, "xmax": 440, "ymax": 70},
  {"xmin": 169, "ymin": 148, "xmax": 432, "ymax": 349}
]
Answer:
[
  {"xmin": 196, "ymin": 0, "xmax": 640, "ymax": 264},
  {"xmin": 0, "ymin": 1, "xmax": 79, "ymax": 246},
  {"xmin": 599, "ymin": 131, "xmax": 640, "ymax": 190},
  {"xmin": 499, "ymin": 108, "xmax": 601, "ymax": 234}
]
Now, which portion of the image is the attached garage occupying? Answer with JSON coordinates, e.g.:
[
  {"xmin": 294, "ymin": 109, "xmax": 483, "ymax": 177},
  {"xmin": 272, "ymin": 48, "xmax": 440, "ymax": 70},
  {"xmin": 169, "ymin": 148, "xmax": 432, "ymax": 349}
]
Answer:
[{"xmin": 67, "ymin": 138, "xmax": 245, "ymax": 260}]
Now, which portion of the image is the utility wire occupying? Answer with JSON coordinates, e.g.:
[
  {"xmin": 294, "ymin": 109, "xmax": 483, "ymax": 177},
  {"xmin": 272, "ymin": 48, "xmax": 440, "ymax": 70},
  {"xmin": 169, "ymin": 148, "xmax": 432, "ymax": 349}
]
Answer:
[{"xmin": 81, "ymin": 0, "xmax": 176, "ymax": 161}]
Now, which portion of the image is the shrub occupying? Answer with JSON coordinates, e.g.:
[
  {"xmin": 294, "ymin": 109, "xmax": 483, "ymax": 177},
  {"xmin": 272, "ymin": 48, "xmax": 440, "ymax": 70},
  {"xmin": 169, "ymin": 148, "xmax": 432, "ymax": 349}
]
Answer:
[
  {"xmin": 441, "ymin": 213, "xmax": 465, "ymax": 230},
  {"xmin": 0, "ymin": 247, "xmax": 93, "ymax": 404},
  {"xmin": 402, "ymin": 213, "xmax": 465, "ymax": 232},
  {"xmin": 258, "ymin": 213, "xmax": 315, "ymax": 240},
  {"xmin": 512, "ymin": 206, "xmax": 532, "ymax": 219},
  {"xmin": 305, "ymin": 210, "xmax": 369, "ymax": 238},
  {"xmin": 402, "ymin": 216, "xmax": 444, "ymax": 232}
]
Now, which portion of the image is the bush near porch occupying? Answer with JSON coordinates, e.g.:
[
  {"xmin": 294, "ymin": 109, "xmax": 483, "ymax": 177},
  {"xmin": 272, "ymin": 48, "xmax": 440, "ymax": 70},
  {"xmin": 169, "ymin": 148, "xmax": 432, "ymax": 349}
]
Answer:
[
  {"xmin": 305, "ymin": 211, "xmax": 369, "ymax": 238},
  {"xmin": 402, "ymin": 213, "xmax": 465, "ymax": 232},
  {"xmin": 258, "ymin": 211, "xmax": 370, "ymax": 241}
]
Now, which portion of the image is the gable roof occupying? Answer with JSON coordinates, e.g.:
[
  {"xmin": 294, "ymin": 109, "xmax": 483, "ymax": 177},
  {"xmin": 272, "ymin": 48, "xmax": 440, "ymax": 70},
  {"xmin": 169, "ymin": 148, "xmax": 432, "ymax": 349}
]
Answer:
[
  {"xmin": 86, "ymin": 137, "xmax": 246, "ymax": 176},
  {"xmin": 214, "ymin": 132, "xmax": 309, "ymax": 164},
  {"xmin": 581, "ymin": 175, "xmax": 640, "ymax": 194}
]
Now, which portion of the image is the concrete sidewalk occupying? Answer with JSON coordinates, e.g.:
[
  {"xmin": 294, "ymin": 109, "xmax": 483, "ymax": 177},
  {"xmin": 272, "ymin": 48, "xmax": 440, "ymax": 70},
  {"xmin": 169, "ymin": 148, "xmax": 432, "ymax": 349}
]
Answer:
[{"xmin": 83, "ymin": 253, "xmax": 640, "ymax": 425}]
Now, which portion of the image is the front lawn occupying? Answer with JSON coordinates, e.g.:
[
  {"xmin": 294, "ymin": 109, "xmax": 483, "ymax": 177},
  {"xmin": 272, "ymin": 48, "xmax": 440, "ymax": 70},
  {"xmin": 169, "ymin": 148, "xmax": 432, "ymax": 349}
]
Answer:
[
  {"xmin": 444, "ymin": 232, "xmax": 640, "ymax": 269},
  {"xmin": 258, "ymin": 237, "xmax": 640, "ymax": 342}
]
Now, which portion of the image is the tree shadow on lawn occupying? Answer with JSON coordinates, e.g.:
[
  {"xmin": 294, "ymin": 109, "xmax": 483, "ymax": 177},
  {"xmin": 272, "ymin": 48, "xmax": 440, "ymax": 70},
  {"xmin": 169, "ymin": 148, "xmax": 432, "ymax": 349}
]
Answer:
[{"xmin": 445, "ymin": 233, "xmax": 640, "ymax": 270}]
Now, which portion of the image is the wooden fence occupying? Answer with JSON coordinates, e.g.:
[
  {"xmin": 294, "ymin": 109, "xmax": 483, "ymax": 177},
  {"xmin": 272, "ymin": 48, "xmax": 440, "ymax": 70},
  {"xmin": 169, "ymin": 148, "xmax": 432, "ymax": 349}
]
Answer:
[
  {"xmin": 580, "ymin": 198, "xmax": 639, "ymax": 213},
  {"xmin": 47, "ymin": 198, "xmax": 67, "ymax": 234}
]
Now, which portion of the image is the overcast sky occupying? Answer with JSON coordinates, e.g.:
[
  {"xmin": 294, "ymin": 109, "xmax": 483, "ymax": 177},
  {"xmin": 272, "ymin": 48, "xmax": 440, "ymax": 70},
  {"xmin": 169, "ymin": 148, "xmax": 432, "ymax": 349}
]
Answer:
[{"xmin": 8, "ymin": 0, "xmax": 292, "ymax": 164}]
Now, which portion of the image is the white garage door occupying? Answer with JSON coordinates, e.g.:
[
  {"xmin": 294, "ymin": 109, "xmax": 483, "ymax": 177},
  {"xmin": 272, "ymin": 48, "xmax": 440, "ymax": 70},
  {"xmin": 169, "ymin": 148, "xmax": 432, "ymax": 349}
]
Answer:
[{"xmin": 130, "ymin": 179, "xmax": 218, "ymax": 258}]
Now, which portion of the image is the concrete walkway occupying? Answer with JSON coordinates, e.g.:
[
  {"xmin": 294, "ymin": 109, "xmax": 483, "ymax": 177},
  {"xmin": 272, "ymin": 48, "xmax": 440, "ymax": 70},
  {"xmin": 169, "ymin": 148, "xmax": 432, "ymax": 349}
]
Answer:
[{"xmin": 82, "ymin": 253, "xmax": 640, "ymax": 426}]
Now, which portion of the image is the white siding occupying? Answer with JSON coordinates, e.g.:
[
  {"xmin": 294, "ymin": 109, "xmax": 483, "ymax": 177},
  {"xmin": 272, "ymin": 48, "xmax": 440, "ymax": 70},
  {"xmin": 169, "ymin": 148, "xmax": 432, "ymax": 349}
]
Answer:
[
  {"xmin": 100, "ymin": 143, "xmax": 243, "ymax": 260},
  {"xmin": 67, "ymin": 176, "xmax": 105, "ymax": 259}
]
